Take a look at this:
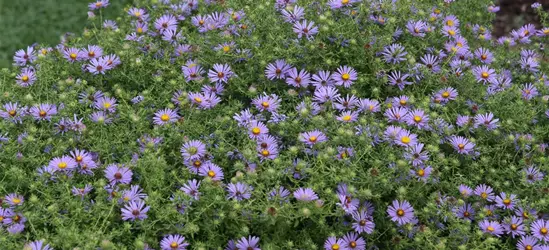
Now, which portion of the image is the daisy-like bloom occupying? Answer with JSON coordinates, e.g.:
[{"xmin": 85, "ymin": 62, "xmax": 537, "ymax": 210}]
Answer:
[
  {"xmin": 381, "ymin": 44, "xmax": 408, "ymax": 64},
  {"xmin": 29, "ymin": 103, "xmax": 57, "ymax": 121},
  {"xmin": 404, "ymin": 143, "xmax": 429, "ymax": 167},
  {"xmin": 358, "ymin": 98, "xmax": 381, "ymax": 113},
  {"xmin": 394, "ymin": 129, "xmax": 417, "ymax": 147},
  {"xmin": 503, "ymin": 216, "xmax": 525, "ymax": 238},
  {"xmin": 0, "ymin": 207, "xmax": 14, "ymax": 225},
  {"xmin": 313, "ymin": 86, "xmax": 340, "ymax": 104},
  {"xmin": 442, "ymin": 25, "xmax": 460, "ymax": 37},
  {"xmin": 524, "ymin": 166, "xmax": 544, "ymax": 183},
  {"xmin": 333, "ymin": 95, "xmax": 360, "ymax": 111},
  {"xmin": 286, "ymin": 67, "xmax": 311, "ymax": 88},
  {"xmin": 342, "ymin": 232, "xmax": 366, "ymax": 250},
  {"xmin": 199, "ymin": 162, "xmax": 224, "ymax": 181},
  {"xmin": 15, "ymin": 67, "xmax": 37, "ymax": 87},
  {"xmin": 49, "ymin": 155, "xmax": 77, "ymax": 172},
  {"xmin": 235, "ymin": 236, "xmax": 260, "ymax": 250},
  {"xmin": 332, "ymin": 65, "xmax": 357, "ymax": 88},
  {"xmin": 13, "ymin": 46, "xmax": 36, "ymax": 66},
  {"xmin": 269, "ymin": 186, "xmax": 291, "ymax": 201},
  {"xmin": 474, "ymin": 184, "xmax": 495, "ymax": 201},
  {"xmin": 459, "ymin": 184, "xmax": 473, "ymax": 197},
  {"xmin": 537, "ymin": 27, "xmax": 549, "ymax": 37},
  {"xmin": 299, "ymin": 130, "xmax": 328, "ymax": 146},
  {"xmin": 328, "ymin": 0, "xmax": 359, "ymax": 9},
  {"xmin": 443, "ymin": 15, "xmax": 459, "ymax": 27},
  {"xmin": 324, "ymin": 237, "xmax": 345, "ymax": 250},
  {"xmin": 311, "ymin": 70, "xmax": 334, "ymax": 88},
  {"xmin": 248, "ymin": 120, "xmax": 269, "ymax": 139},
  {"xmin": 252, "ymin": 93, "xmax": 281, "ymax": 113},
  {"xmin": 387, "ymin": 71, "xmax": 412, "ymax": 90},
  {"xmin": 280, "ymin": 5, "xmax": 304, "ymax": 23},
  {"xmin": 154, "ymin": 14, "xmax": 178, "ymax": 33},
  {"xmin": 351, "ymin": 210, "xmax": 374, "ymax": 234},
  {"xmin": 104, "ymin": 164, "xmax": 133, "ymax": 185},
  {"xmin": 337, "ymin": 111, "xmax": 359, "ymax": 123},
  {"xmin": 520, "ymin": 57, "xmax": 539, "ymax": 73},
  {"xmin": 406, "ymin": 20, "xmax": 427, "ymax": 37},
  {"xmin": 420, "ymin": 54, "xmax": 440, "ymax": 73},
  {"xmin": 472, "ymin": 65, "xmax": 496, "ymax": 84},
  {"xmin": 180, "ymin": 140, "xmax": 207, "ymax": 161},
  {"xmin": 103, "ymin": 20, "xmax": 118, "ymax": 30},
  {"xmin": 121, "ymin": 200, "xmax": 150, "ymax": 221},
  {"xmin": 87, "ymin": 57, "xmax": 111, "ymax": 75},
  {"xmin": 293, "ymin": 187, "xmax": 318, "ymax": 202},
  {"xmin": 495, "ymin": 192, "xmax": 518, "ymax": 210},
  {"xmin": 532, "ymin": 219, "xmax": 549, "ymax": 241},
  {"xmin": 264, "ymin": 59, "xmax": 291, "ymax": 80},
  {"xmin": 208, "ymin": 63, "xmax": 233, "ymax": 83},
  {"xmin": 24, "ymin": 240, "xmax": 54, "ymax": 250},
  {"xmin": 181, "ymin": 179, "xmax": 201, "ymax": 200},
  {"xmin": 521, "ymin": 83, "xmax": 538, "ymax": 100},
  {"xmin": 384, "ymin": 107, "xmax": 408, "ymax": 123},
  {"xmin": 456, "ymin": 115, "xmax": 472, "ymax": 127},
  {"xmin": 383, "ymin": 125, "xmax": 404, "ymax": 143},
  {"xmin": 336, "ymin": 146, "xmax": 353, "ymax": 160},
  {"xmin": 63, "ymin": 47, "xmax": 83, "ymax": 63},
  {"xmin": 447, "ymin": 135, "xmax": 475, "ymax": 155},
  {"xmin": 474, "ymin": 47, "xmax": 493, "ymax": 64},
  {"xmin": 5, "ymin": 193, "xmax": 24, "ymax": 207},
  {"xmin": 410, "ymin": 165, "xmax": 432, "ymax": 182},
  {"xmin": 454, "ymin": 203, "xmax": 475, "ymax": 221},
  {"xmin": 517, "ymin": 235, "xmax": 540, "ymax": 250},
  {"xmin": 337, "ymin": 194, "xmax": 359, "ymax": 214},
  {"xmin": 119, "ymin": 185, "xmax": 147, "ymax": 203},
  {"xmin": 473, "ymin": 113, "xmax": 499, "ymax": 130},
  {"xmin": 182, "ymin": 64, "xmax": 205, "ymax": 82},
  {"xmin": 479, "ymin": 220, "xmax": 504, "ymax": 237},
  {"xmin": 89, "ymin": 0, "xmax": 109, "ymax": 10},
  {"xmin": 83, "ymin": 45, "xmax": 103, "ymax": 60},
  {"xmin": 293, "ymin": 20, "xmax": 318, "ymax": 40},
  {"xmin": 387, "ymin": 200, "xmax": 415, "ymax": 225},
  {"xmin": 227, "ymin": 182, "xmax": 253, "ymax": 201},
  {"xmin": 72, "ymin": 184, "xmax": 93, "ymax": 199},
  {"xmin": 258, "ymin": 142, "xmax": 279, "ymax": 160},
  {"xmin": 405, "ymin": 109, "xmax": 429, "ymax": 129},
  {"xmin": 0, "ymin": 102, "xmax": 26, "ymax": 123},
  {"xmin": 90, "ymin": 111, "xmax": 113, "ymax": 125},
  {"xmin": 153, "ymin": 108, "xmax": 180, "ymax": 126},
  {"xmin": 160, "ymin": 234, "xmax": 189, "ymax": 250},
  {"xmin": 94, "ymin": 96, "xmax": 117, "ymax": 113}
]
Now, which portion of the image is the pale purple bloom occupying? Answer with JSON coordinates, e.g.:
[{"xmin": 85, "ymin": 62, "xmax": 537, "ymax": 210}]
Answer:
[
  {"xmin": 155, "ymin": 14, "xmax": 178, "ymax": 32},
  {"xmin": 15, "ymin": 67, "xmax": 37, "ymax": 87},
  {"xmin": 293, "ymin": 20, "xmax": 318, "ymax": 40},
  {"xmin": 503, "ymin": 216, "xmax": 525, "ymax": 238},
  {"xmin": 293, "ymin": 187, "xmax": 318, "ymax": 202},
  {"xmin": 29, "ymin": 103, "xmax": 57, "ymax": 121},
  {"xmin": 495, "ymin": 192, "xmax": 518, "ymax": 210},
  {"xmin": 180, "ymin": 140, "xmax": 207, "ymax": 161},
  {"xmin": 473, "ymin": 113, "xmax": 499, "ymax": 130},
  {"xmin": 299, "ymin": 130, "xmax": 328, "ymax": 146},
  {"xmin": 454, "ymin": 203, "xmax": 475, "ymax": 221},
  {"xmin": 94, "ymin": 96, "xmax": 117, "ymax": 113},
  {"xmin": 121, "ymin": 200, "xmax": 150, "ymax": 221},
  {"xmin": 472, "ymin": 65, "xmax": 496, "ymax": 84},
  {"xmin": 358, "ymin": 98, "xmax": 381, "ymax": 113},
  {"xmin": 160, "ymin": 234, "xmax": 189, "ymax": 250},
  {"xmin": 313, "ymin": 86, "xmax": 340, "ymax": 103},
  {"xmin": 387, "ymin": 200, "xmax": 415, "ymax": 225},
  {"xmin": 405, "ymin": 109, "xmax": 429, "ymax": 129},
  {"xmin": 311, "ymin": 70, "xmax": 334, "ymax": 88},
  {"xmin": 72, "ymin": 184, "xmax": 93, "ymax": 199},
  {"xmin": 49, "ymin": 155, "xmax": 77, "ymax": 172},
  {"xmin": 280, "ymin": 5, "xmax": 304, "ymax": 23},
  {"xmin": 479, "ymin": 220, "xmax": 503, "ymax": 236},
  {"xmin": 5, "ymin": 193, "xmax": 24, "ymax": 207},
  {"xmin": 286, "ymin": 68, "xmax": 311, "ymax": 88},
  {"xmin": 517, "ymin": 235, "xmax": 539, "ymax": 250},
  {"xmin": 531, "ymin": 219, "xmax": 549, "ymax": 242},
  {"xmin": 381, "ymin": 44, "xmax": 407, "ymax": 64},
  {"xmin": 384, "ymin": 107, "xmax": 408, "ymax": 123},
  {"xmin": 119, "ymin": 185, "xmax": 147, "ymax": 203},
  {"xmin": 404, "ymin": 143, "xmax": 429, "ymax": 167},
  {"xmin": 522, "ymin": 83, "xmax": 538, "ymax": 100},
  {"xmin": 180, "ymin": 179, "xmax": 201, "ymax": 200},
  {"xmin": 459, "ymin": 184, "xmax": 473, "ymax": 197},
  {"xmin": 332, "ymin": 65, "xmax": 357, "ymax": 88},
  {"xmin": 235, "ymin": 236, "xmax": 260, "ymax": 250},
  {"xmin": 226, "ymin": 182, "xmax": 253, "ymax": 201},
  {"xmin": 264, "ymin": 59, "xmax": 290, "ymax": 80},
  {"xmin": 406, "ymin": 20, "xmax": 427, "ymax": 37},
  {"xmin": 474, "ymin": 184, "xmax": 495, "ymax": 201},
  {"xmin": 395, "ymin": 129, "xmax": 417, "ymax": 147},
  {"xmin": 411, "ymin": 165, "xmax": 432, "ymax": 182},
  {"xmin": 199, "ymin": 162, "xmax": 224, "ymax": 181},
  {"xmin": 324, "ymin": 237, "xmax": 345, "ymax": 250},
  {"xmin": 153, "ymin": 108, "xmax": 180, "ymax": 125},
  {"xmin": 448, "ymin": 135, "xmax": 475, "ymax": 155},
  {"xmin": 208, "ymin": 64, "xmax": 234, "ymax": 83},
  {"xmin": 252, "ymin": 94, "xmax": 281, "ymax": 113},
  {"xmin": 13, "ymin": 46, "xmax": 37, "ymax": 66},
  {"xmin": 0, "ymin": 102, "xmax": 26, "ymax": 123},
  {"xmin": 524, "ymin": 166, "xmax": 544, "ymax": 183},
  {"xmin": 63, "ymin": 47, "xmax": 83, "ymax": 63},
  {"xmin": 24, "ymin": 240, "xmax": 53, "ymax": 250},
  {"xmin": 104, "ymin": 164, "xmax": 133, "ymax": 185},
  {"xmin": 474, "ymin": 47, "xmax": 493, "ymax": 64},
  {"xmin": 387, "ymin": 71, "xmax": 412, "ymax": 90},
  {"xmin": 342, "ymin": 232, "xmax": 365, "ymax": 250}
]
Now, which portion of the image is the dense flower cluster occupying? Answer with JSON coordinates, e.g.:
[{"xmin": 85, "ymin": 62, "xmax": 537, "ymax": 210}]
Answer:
[{"xmin": 2, "ymin": 0, "xmax": 549, "ymax": 249}]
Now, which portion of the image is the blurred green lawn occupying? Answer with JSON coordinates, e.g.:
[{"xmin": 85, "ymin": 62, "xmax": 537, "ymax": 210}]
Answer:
[{"xmin": 0, "ymin": 0, "xmax": 131, "ymax": 68}]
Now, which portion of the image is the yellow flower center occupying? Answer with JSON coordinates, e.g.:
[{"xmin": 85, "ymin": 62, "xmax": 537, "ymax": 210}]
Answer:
[
  {"xmin": 481, "ymin": 72, "xmax": 489, "ymax": 79},
  {"xmin": 458, "ymin": 144, "xmax": 465, "ymax": 150},
  {"xmin": 104, "ymin": 102, "xmax": 111, "ymax": 109},
  {"xmin": 137, "ymin": 27, "xmax": 143, "ymax": 33},
  {"xmin": 12, "ymin": 198, "xmax": 21, "ymax": 204},
  {"xmin": 448, "ymin": 30, "xmax": 456, "ymax": 36},
  {"xmin": 58, "ymin": 162, "xmax": 67, "ymax": 169},
  {"xmin": 170, "ymin": 242, "xmax": 178, "ymax": 248},
  {"xmin": 95, "ymin": 2, "xmax": 102, "ymax": 7},
  {"xmin": 342, "ymin": 115, "xmax": 351, "ymax": 121},
  {"xmin": 223, "ymin": 46, "xmax": 230, "ymax": 53},
  {"xmin": 523, "ymin": 212, "xmax": 529, "ymax": 219},
  {"xmin": 542, "ymin": 227, "xmax": 548, "ymax": 235},
  {"xmin": 341, "ymin": 73, "xmax": 350, "ymax": 81},
  {"xmin": 8, "ymin": 110, "xmax": 16, "ymax": 116},
  {"xmin": 41, "ymin": 49, "xmax": 48, "ymax": 55},
  {"xmin": 401, "ymin": 136, "xmax": 411, "ymax": 144},
  {"xmin": 417, "ymin": 169, "xmax": 425, "ymax": 176},
  {"xmin": 399, "ymin": 100, "xmax": 406, "ymax": 105},
  {"xmin": 446, "ymin": 20, "xmax": 453, "ymax": 26},
  {"xmin": 341, "ymin": 0, "xmax": 349, "ymax": 4},
  {"xmin": 0, "ymin": 216, "xmax": 3, "ymax": 222},
  {"xmin": 397, "ymin": 208, "xmax": 405, "ymax": 216},
  {"xmin": 252, "ymin": 127, "xmax": 261, "ymax": 135},
  {"xmin": 161, "ymin": 114, "xmax": 170, "ymax": 121},
  {"xmin": 309, "ymin": 136, "xmax": 317, "ymax": 143},
  {"xmin": 487, "ymin": 226, "xmax": 494, "ymax": 232},
  {"xmin": 442, "ymin": 91, "xmax": 450, "ymax": 98},
  {"xmin": 199, "ymin": 20, "xmax": 205, "ymax": 25},
  {"xmin": 39, "ymin": 110, "xmax": 47, "ymax": 117},
  {"xmin": 70, "ymin": 53, "xmax": 77, "ymax": 59},
  {"xmin": 194, "ymin": 97, "xmax": 202, "ymax": 103},
  {"xmin": 350, "ymin": 242, "xmax": 356, "ymax": 248},
  {"xmin": 207, "ymin": 170, "xmax": 216, "ymax": 177},
  {"xmin": 261, "ymin": 150, "xmax": 270, "ymax": 156},
  {"xmin": 526, "ymin": 245, "xmax": 533, "ymax": 250},
  {"xmin": 503, "ymin": 199, "xmax": 511, "ymax": 205},
  {"xmin": 511, "ymin": 224, "xmax": 518, "ymax": 230},
  {"xmin": 217, "ymin": 72, "xmax": 224, "ymax": 78},
  {"xmin": 544, "ymin": 29, "xmax": 549, "ymax": 35},
  {"xmin": 332, "ymin": 244, "xmax": 340, "ymax": 250},
  {"xmin": 261, "ymin": 102, "xmax": 269, "ymax": 108},
  {"xmin": 368, "ymin": 105, "xmax": 374, "ymax": 111},
  {"xmin": 89, "ymin": 51, "xmax": 95, "ymax": 57},
  {"xmin": 413, "ymin": 116, "xmax": 422, "ymax": 122},
  {"xmin": 22, "ymin": 75, "xmax": 29, "ymax": 82},
  {"xmin": 76, "ymin": 156, "xmax": 83, "ymax": 162},
  {"xmin": 434, "ymin": 9, "xmax": 441, "ymax": 14}
]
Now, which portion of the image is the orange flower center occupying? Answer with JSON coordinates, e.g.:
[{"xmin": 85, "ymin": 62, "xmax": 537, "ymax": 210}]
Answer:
[
  {"xmin": 70, "ymin": 53, "xmax": 77, "ymax": 59},
  {"xmin": 417, "ymin": 169, "xmax": 425, "ymax": 177},
  {"xmin": 207, "ymin": 170, "xmax": 216, "ymax": 177},
  {"xmin": 397, "ymin": 209, "xmax": 405, "ymax": 216},
  {"xmin": 481, "ymin": 72, "xmax": 489, "ymax": 79},
  {"xmin": 261, "ymin": 102, "xmax": 269, "ymax": 108},
  {"xmin": 309, "ymin": 136, "xmax": 317, "ymax": 143},
  {"xmin": 22, "ymin": 75, "xmax": 29, "ymax": 82}
]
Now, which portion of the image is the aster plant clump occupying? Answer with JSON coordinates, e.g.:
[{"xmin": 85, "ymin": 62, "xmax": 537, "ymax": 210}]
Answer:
[{"xmin": 2, "ymin": 0, "xmax": 549, "ymax": 249}]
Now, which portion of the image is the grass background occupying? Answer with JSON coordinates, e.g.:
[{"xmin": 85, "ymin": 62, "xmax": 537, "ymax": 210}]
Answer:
[{"xmin": 0, "ymin": 0, "xmax": 132, "ymax": 69}]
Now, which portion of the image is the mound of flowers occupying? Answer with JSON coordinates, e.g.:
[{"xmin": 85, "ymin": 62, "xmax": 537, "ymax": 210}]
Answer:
[{"xmin": 3, "ymin": 0, "xmax": 549, "ymax": 249}]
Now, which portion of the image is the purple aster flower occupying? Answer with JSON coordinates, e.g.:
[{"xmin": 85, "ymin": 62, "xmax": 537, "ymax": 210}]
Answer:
[
  {"xmin": 456, "ymin": 115, "xmax": 472, "ymax": 127},
  {"xmin": 495, "ymin": 192, "xmax": 518, "ymax": 210},
  {"xmin": 293, "ymin": 20, "xmax": 318, "ymax": 40},
  {"xmin": 333, "ymin": 95, "xmax": 359, "ymax": 111},
  {"xmin": 63, "ymin": 47, "xmax": 83, "ymax": 63},
  {"xmin": 0, "ymin": 102, "xmax": 26, "ymax": 123},
  {"xmin": 299, "ymin": 130, "xmax": 328, "ymax": 146},
  {"xmin": 0, "ymin": 208, "xmax": 14, "ymax": 225},
  {"xmin": 293, "ymin": 187, "xmax": 318, "ymax": 202},
  {"xmin": 358, "ymin": 98, "xmax": 381, "ymax": 113},
  {"xmin": 503, "ymin": 216, "xmax": 525, "ymax": 238},
  {"xmin": 420, "ymin": 54, "xmax": 440, "ymax": 73},
  {"xmin": 121, "ymin": 200, "xmax": 150, "ymax": 221},
  {"xmin": 443, "ymin": 15, "xmax": 459, "ymax": 27},
  {"xmin": 235, "ymin": 236, "xmax": 260, "ymax": 250},
  {"xmin": 87, "ymin": 57, "xmax": 110, "ymax": 75},
  {"xmin": 532, "ymin": 219, "xmax": 549, "ymax": 242},
  {"xmin": 104, "ymin": 164, "xmax": 132, "ymax": 185},
  {"xmin": 265, "ymin": 59, "xmax": 291, "ymax": 80},
  {"xmin": 286, "ymin": 67, "xmax": 311, "ymax": 88},
  {"xmin": 448, "ymin": 135, "xmax": 475, "ymax": 155},
  {"xmin": 15, "ymin": 67, "xmax": 37, "ymax": 87},
  {"xmin": 337, "ymin": 193, "xmax": 359, "ymax": 214},
  {"xmin": 119, "ymin": 185, "xmax": 147, "ymax": 203},
  {"xmin": 280, "ymin": 5, "xmax": 304, "ymax": 23},
  {"xmin": 83, "ymin": 45, "xmax": 103, "ymax": 60},
  {"xmin": 89, "ymin": 0, "xmax": 109, "ymax": 10},
  {"xmin": 248, "ymin": 120, "xmax": 269, "ymax": 139},
  {"xmin": 384, "ymin": 107, "xmax": 408, "ymax": 123},
  {"xmin": 524, "ymin": 166, "xmax": 544, "ymax": 183},
  {"xmin": 258, "ymin": 143, "xmax": 279, "ymax": 160},
  {"xmin": 473, "ymin": 113, "xmax": 499, "ymax": 130},
  {"xmin": 405, "ymin": 109, "xmax": 429, "ymax": 129},
  {"xmin": 406, "ymin": 20, "xmax": 427, "ymax": 37},
  {"xmin": 79, "ymin": 90, "xmax": 104, "ymax": 107},
  {"xmin": 342, "ymin": 232, "xmax": 366, "ymax": 250},
  {"xmin": 381, "ymin": 44, "xmax": 407, "ymax": 64},
  {"xmin": 24, "ymin": 240, "xmax": 53, "ymax": 250},
  {"xmin": 13, "ymin": 46, "xmax": 37, "ymax": 66},
  {"xmin": 311, "ymin": 70, "xmax": 334, "ymax": 88},
  {"xmin": 337, "ymin": 111, "xmax": 359, "ymax": 123},
  {"xmin": 153, "ymin": 108, "xmax": 180, "ymax": 125},
  {"xmin": 336, "ymin": 146, "xmax": 353, "ymax": 160},
  {"xmin": 394, "ymin": 129, "xmax": 417, "ymax": 147},
  {"xmin": 29, "ymin": 103, "xmax": 57, "ymax": 121},
  {"xmin": 517, "ymin": 235, "xmax": 540, "ymax": 250},
  {"xmin": 227, "ymin": 182, "xmax": 253, "ymax": 201},
  {"xmin": 459, "ymin": 184, "xmax": 473, "ymax": 197},
  {"xmin": 90, "ymin": 111, "xmax": 113, "ymax": 125},
  {"xmin": 160, "ymin": 234, "xmax": 189, "ymax": 250},
  {"xmin": 49, "ymin": 155, "xmax": 77, "ymax": 172},
  {"xmin": 208, "ymin": 63, "xmax": 233, "ymax": 83},
  {"xmin": 162, "ymin": 29, "xmax": 184, "ymax": 44},
  {"xmin": 332, "ymin": 65, "xmax": 357, "ymax": 88},
  {"xmin": 180, "ymin": 140, "xmax": 207, "ymax": 161},
  {"xmin": 442, "ymin": 25, "xmax": 460, "ymax": 37},
  {"xmin": 387, "ymin": 200, "xmax": 415, "ymax": 225},
  {"xmin": 313, "ymin": 86, "xmax": 340, "ymax": 104},
  {"xmin": 252, "ymin": 93, "xmax": 281, "ymax": 113},
  {"xmin": 387, "ymin": 71, "xmax": 412, "ymax": 90},
  {"xmin": 479, "ymin": 220, "xmax": 504, "ymax": 237},
  {"xmin": 5, "ymin": 193, "xmax": 24, "ymax": 207},
  {"xmin": 72, "ymin": 184, "xmax": 93, "ymax": 199},
  {"xmin": 324, "ymin": 237, "xmax": 345, "ymax": 250},
  {"xmin": 94, "ymin": 96, "xmax": 117, "ymax": 113},
  {"xmin": 269, "ymin": 186, "xmax": 291, "ymax": 201},
  {"xmin": 103, "ymin": 20, "xmax": 118, "ymax": 30},
  {"xmin": 474, "ymin": 184, "xmax": 495, "ymax": 201},
  {"xmin": 474, "ymin": 47, "xmax": 494, "ymax": 64},
  {"xmin": 154, "ymin": 14, "xmax": 178, "ymax": 33},
  {"xmin": 404, "ymin": 143, "xmax": 429, "ymax": 167},
  {"xmin": 521, "ymin": 83, "xmax": 538, "ymax": 100},
  {"xmin": 7, "ymin": 222, "xmax": 25, "ymax": 234},
  {"xmin": 199, "ymin": 162, "xmax": 224, "ymax": 181},
  {"xmin": 454, "ymin": 203, "xmax": 475, "ymax": 221},
  {"xmin": 410, "ymin": 165, "xmax": 432, "ymax": 182},
  {"xmin": 181, "ymin": 179, "xmax": 201, "ymax": 200},
  {"xmin": 472, "ymin": 65, "xmax": 496, "ymax": 84}
]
